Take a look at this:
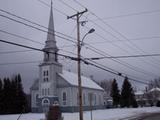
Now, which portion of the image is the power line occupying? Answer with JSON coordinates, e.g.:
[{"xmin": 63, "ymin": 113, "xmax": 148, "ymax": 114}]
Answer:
[
  {"xmin": 73, "ymin": 0, "xmax": 160, "ymax": 20},
  {"xmin": 85, "ymin": 45, "xmax": 158, "ymax": 78},
  {"xmin": 59, "ymin": 0, "xmax": 149, "ymax": 83},
  {"xmin": 0, "ymin": 39, "xmax": 76, "ymax": 60},
  {"xmin": 87, "ymin": 36, "xmax": 160, "ymax": 45},
  {"xmin": 37, "ymin": 0, "xmax": 68, "ymax": 16},
  {"xmin": 0, "ymin": 29, "xmax": 75, "ymax": 49},
  {"xmin": 83, "ymin": 59, "xmax": 149, "ymax": 85},
  {"xmin": 59, "ymin": 0, "xmax": 78, "ymax": 12},
  {"xmin": 72, "ymin": 0, "xmax": 160, "ymax": 75},
  {"xmin": 0, "ymin": 10, "xmax": 76, "ymax": 44},
  {"xmin": 0, "ymin": 38, "xmax": 148, "ymax": 85},
  {"xmin": 92, "ymin": 9, "xmax": 160, "ymax": 20},
  {"xmin": 0, "ymin": 61, "xmax": 40, "ymax": 66},
  {"xmin": 0, "ymin": 50, "xmax": 34, "ymax": 54},
  {"xmin": 0, "ymin": 7, "xmax": 157, "ymax": 80},
  {"xmin": 86, "ymin": 53, "xmax": 160, "ymax": 60},
  {"xmin": 85, "ymin": 4, "xmax": 160, "ymax": 69},
  {"xmin": 0, "ymin": 29, "xmax": 44, "ymax": 45},
  {"xmin": 55, "ymin": 0, "xmax": 159, "ymax": 78}
]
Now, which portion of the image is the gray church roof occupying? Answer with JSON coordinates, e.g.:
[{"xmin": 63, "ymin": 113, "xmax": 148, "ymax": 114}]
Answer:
[
  {"xmin": 30, "ymin": 79, "xmax": 39, "ymax": 90},
  {"xmin": 59, "ymin": 71, "xmax": 103, "ymax": 90}
]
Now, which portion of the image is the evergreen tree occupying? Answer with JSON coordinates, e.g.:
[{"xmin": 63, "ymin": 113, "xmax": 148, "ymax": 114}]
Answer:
[
  {"xmin": 0, "ymin": 78, "xmax": 3, "ymax": 114},
  {"xmin": 3, "ymin": 77, "xmax": 12, "ymax": 114},
  {"xmin": 16, "ymin": 74, "xmax": 28, "ymax": 113},
  {"xmin": 110, "ymin": 79, "xmax": 120, "ymax": 107},
  {"xmin": 10, "ymin": 77, "xmax": 18, "ymax": 113},
  {"xmin": 0, "ymin": 74, "xmax": 29, "ymax": 114},
  {"xmin": 120, "ymin": 77, "xmax": 137, "ymax": 108}
]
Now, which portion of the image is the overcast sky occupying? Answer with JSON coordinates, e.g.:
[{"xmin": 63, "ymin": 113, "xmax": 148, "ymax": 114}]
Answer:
[{"xmin": 0, "ymin": 0, "xmax": 160, "ymax": 93}]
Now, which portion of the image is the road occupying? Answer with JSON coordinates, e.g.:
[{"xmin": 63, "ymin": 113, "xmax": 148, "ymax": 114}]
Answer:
[{"xmin": 130, "ymin": 113, "xmax": 160, "ymax": 120}]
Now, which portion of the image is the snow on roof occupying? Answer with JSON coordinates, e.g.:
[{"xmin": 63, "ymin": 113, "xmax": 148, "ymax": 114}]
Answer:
[
  {"xmin": 135, "ymin": 91, "xmax": 144, "ymax": 95},
  {"xmin": 59, "ymin": 71, "xmax": 103, "ymax": 90},
  {"xmin": 149, "ymin": 87, "xmax": 160, "ymax": 92}
]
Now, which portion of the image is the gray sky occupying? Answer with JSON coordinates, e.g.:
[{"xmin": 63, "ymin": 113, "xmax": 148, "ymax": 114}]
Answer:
[{"xmin": 0, "ymin": 0, "xmax": 160, "ymax": 93}]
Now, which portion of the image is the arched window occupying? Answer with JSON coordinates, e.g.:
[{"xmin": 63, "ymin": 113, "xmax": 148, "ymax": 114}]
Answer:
[{"xmin": 62, "ymin": 92, "xmax": 67, "ymax": 105}]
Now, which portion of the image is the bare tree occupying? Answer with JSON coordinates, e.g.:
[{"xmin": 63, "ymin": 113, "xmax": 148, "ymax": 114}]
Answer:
[{"xmin": 148, "ymin": 78, "xmax": 160, "ymax": 90}]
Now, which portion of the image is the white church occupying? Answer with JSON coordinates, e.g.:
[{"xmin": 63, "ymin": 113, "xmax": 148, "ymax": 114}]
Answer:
[{"xmin": 30, "ymin": 3, "xmax": 105, "ymax": 113}]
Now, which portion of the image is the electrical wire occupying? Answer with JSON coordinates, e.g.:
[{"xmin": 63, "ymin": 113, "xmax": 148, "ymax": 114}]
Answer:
[
  {"xmin": 0, "ymin": 12, "xmax": 76, "ymax": 44},
  {"xmin": 0, "ymin": 61, "xmax": 40, "ymax": 66},
  {"xmin": 86, "ymin": 53, "xmax": 160, "ymax": 60},
  {"xmin": 92, "ymin": 9, "xmax": 160, "ymax": 20},
  {"xmin": 79, "ymin": 1, "xmax": 160, "ymax": 69},
  {"xmin": 56, "ymin": 0, "xmax": 158, "ymax": 77},
  {"xmin": 0, "ymin": 50, "xmax": 34, "ymax": 54},
  {"xmin": 0, "ymin": 7, "xmax": 156, "ymax": 81},
  {"xmin": 72, "ymin": 0, "xmax": 160, "ymax": 74},
  {"xmin": 0, "ymin": 38, "xmax": 149, "ymax": 85},
  {"xmin": 37, "ymin": 0, "xmax": 68, "ymax": 16}
]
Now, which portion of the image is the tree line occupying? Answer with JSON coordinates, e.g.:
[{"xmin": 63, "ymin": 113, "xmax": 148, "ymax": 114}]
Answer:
[
  {"xmin": 100, "ymin": 77, "xmax": 138, "ymax": 108},
  {"xmin": 0, "ymin": 74, "xmax": 29, "ymax": 114}
]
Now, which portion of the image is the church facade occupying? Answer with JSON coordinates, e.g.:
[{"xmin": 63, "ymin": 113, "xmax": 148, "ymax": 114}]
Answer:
[{"xmin": 30, "ymin": 3, "xmax": 105, "ymax": 113}]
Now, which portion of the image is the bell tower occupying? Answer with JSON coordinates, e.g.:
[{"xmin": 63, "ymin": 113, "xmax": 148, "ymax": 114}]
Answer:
[{"xmin": 38, "ymin": 1, "xmax": 62, "ymax": 112}]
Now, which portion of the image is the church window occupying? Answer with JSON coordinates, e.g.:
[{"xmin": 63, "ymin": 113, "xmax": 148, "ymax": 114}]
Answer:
[
  {"xmin": 46, "ymin": 70, "xmax": 48, "ymax": 76},
  {"xmin": 99, "ymin": 95, "xmax": 101, "ymax": 105},
  {"xmin": 77, "ymin": 92, "xmax": 79, "ymax": 105},
  {"xmin": 43, "ymin": 71, "xmax": 46, "ymax": 76},
  {"xmin": 62, "ymin": 92, "xmax": 67, "ymax": 105},
  {"xmin": 42, "ymin": 89, "xmax": 44, "ymax": 96},
  {"xmin": 48, "ymin": 88, "xmax": 50, "ymax": 95},
  {"xmin": 46, "ymin": 78, "xmax": 48, "ymax": 82},
  {"xmin": 43, "ymin": 70, "xmax": 49, "ymax": 82},
  {"xmin": 88, "ymin": 93, "xmax": 93, "ymax": 105},
  {"xmin": 45, "ymin": 88, "xmax": 47, "ymax": 96},
  {"xmin": 94, "ymin": 94, "xmax": 96, "ymax": 105}
]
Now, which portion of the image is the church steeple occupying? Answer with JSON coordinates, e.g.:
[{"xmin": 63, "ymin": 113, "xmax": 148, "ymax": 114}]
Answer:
[
  {"xmin": 46, "ymin": 0, "xmax": 55, "ymax": 42},
  {"xmin": 43, "ymin": 1, "xmax": 58, "ymax": 62}
]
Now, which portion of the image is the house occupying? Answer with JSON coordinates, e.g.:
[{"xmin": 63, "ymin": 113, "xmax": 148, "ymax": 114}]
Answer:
[
  {"xmin": 135, "ymin": 88, "xmax": 160, "ymax": 107},
  {"xmin": 145, "ymin": 87, "xmax": 160, "ymax": 106},
  {"xmin": 135, "ymin": 91, "xmax": 146, "ymax": 107},
  {"xmin": 30, "ymin": 3, "xmax": 105, "ymax": 113}
]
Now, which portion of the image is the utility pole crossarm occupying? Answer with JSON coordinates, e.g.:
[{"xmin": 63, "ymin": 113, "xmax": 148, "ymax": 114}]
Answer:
[{"xmin": 67, "ymin": 8, "xmax": 88, "ymax": 19}]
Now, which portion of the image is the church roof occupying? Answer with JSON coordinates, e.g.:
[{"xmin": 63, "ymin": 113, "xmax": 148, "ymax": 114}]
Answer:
[{"xmin": 59, "ymin": 71, "xmax": 103, "ymax": 90}]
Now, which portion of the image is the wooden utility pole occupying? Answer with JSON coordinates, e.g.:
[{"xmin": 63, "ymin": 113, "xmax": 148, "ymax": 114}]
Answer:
[{"xmin": 67, "ymin": 9, "xmax": 88, "ymax": 120}]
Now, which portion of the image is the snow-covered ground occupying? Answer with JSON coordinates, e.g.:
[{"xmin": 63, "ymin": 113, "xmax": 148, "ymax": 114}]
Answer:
[{"xmin": 0, "ymin": 107, "xmax": 160, "ymax": 120}]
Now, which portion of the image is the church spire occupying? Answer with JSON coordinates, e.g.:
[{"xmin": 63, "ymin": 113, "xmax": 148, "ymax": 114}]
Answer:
[
  {"xmin": 43, "ymin": 0, "xmax": 58, "ymax": 62},
  {"xmin": 46, "ymin": 0, "xmax": 55, "ymax": 42}
]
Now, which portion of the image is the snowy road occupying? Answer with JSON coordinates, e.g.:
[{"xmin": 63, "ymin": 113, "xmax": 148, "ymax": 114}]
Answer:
[
  {"xmin": 0, "ymin": 107, "xmax": 160, "ymax": 120},
  {"xmin": 129, "ymin": 113, "xmax": 160, "ymax": 120}
]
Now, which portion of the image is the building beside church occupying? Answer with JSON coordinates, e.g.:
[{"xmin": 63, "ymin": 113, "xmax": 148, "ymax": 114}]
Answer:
[{"xmin": 30, "ymin": 3, "xmax": 105, "ymax": 113}]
